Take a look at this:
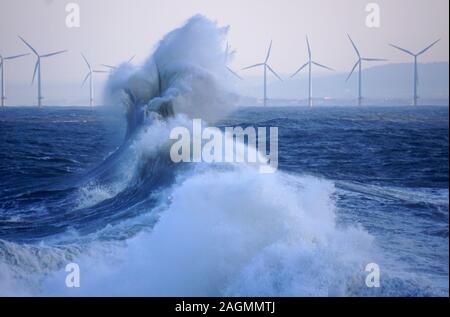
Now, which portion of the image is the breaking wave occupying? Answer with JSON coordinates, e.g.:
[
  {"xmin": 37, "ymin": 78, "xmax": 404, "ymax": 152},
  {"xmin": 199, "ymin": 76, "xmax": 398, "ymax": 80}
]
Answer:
[{"xmin": 0, "ymin": 15, "xmax": 402, "ymax": 297}]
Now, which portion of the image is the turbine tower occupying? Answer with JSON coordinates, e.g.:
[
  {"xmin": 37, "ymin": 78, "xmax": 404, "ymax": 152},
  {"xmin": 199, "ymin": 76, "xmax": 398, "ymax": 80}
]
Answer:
[
  {"xmin": 0, "ymin": 52, "xmax": 29, "ymax": 107},
  {"xmin": 19, "ymin": 36, "xmax": 67, "ymax": 107},
  {"xmin": 346, "ymin": 34, "xmax": 387, "ymax": 106},
  {"xmin": 225, "ymin": 42, "xmax": 242, "ymax": 80},
  {"xmin": 81, "ymin": 53, "xmax": 108, "ymax": 107},
  {"xmin": 389, "ymin": 39, "xmax": 441, "ymax": 106},
  {"xmin": 291, "ymin": 36, "xmax": 334, "ymax": 107},
  {"xmin": 242, "ymin": 41, "xmax": 283, "ymax": 107}
]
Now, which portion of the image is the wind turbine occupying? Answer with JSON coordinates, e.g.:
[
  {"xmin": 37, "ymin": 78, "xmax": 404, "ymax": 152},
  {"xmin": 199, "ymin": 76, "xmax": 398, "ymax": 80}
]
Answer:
[
  {"xmin": 291, "ymin": 36, "xmax": 334, "ymax": 107},
  {"xmin": 0, "ymin": 52, "xmax": 29, "ymax": 107},
  {"xmin": 242, "ymin": 41, "xmax": 283, "ymax": 107},
  {"xmin": 102, "ymin": 55, "xmax": 135, "ymax": 72},
  {"xmin": 81, "ymin": 53, "xmax": 109, "ymax": 107},
  {"xmin": 225, "ymin": 42, "xmax": 242, "ymax": 80},
  {"xmin": 18, "ymin": 36, "xmax": 67, "ymax": 107},
  {"xmin": 346, "ymin": 34, "xmax": 387, "ymax": 106},
  {"xmin": 389, "ymin": 39, "xmax": 441, "ymax": 106}
]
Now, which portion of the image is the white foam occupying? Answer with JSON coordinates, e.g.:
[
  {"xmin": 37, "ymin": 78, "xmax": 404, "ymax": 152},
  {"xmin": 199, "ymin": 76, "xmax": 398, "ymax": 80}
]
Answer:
[{"xmin": 41, "ymin": 168, "xmax": 376, "ymax": 296}]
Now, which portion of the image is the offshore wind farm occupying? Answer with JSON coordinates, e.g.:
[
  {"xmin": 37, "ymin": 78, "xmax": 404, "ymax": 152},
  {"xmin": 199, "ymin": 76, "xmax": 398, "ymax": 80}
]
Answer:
[
  {"xmin": 0, "ymin": 33, "xmax": 446, "ymax": 107},
  {"xmin": 0, "ymin": 0, "xmax": 448, "ymax": 108}
]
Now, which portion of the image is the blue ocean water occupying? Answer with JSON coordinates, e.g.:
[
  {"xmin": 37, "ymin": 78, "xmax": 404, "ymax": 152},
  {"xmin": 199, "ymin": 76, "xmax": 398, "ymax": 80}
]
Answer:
[{"xmin": 0, "ymin": 105, "xmax": 448, "ymax": 296}]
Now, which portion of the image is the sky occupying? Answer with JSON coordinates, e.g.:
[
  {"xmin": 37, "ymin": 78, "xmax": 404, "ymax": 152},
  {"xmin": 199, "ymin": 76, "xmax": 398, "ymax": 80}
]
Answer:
[{"xmin": 0, "ymin": 0, "xmax": 448, "ymax": 104}]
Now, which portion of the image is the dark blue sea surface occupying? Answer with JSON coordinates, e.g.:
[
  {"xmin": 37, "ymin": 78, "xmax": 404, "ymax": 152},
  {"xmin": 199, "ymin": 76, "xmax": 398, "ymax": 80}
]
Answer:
[{"xmin": 0, "ymin": 105, "xmax": 448, "ymax": 296}]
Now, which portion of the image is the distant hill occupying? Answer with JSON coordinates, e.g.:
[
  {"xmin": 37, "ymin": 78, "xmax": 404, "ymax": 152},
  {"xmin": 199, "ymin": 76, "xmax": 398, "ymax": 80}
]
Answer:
[{"xmin": 238, "ymin": 62, "xmax": 449, "ymax": 102}]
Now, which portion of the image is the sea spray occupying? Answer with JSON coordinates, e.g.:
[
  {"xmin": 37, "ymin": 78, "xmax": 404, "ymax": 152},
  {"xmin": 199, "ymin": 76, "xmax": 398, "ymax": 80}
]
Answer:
[{"xmin": 104, "ymin": 15, "xmax": 238, "ymax": 127}]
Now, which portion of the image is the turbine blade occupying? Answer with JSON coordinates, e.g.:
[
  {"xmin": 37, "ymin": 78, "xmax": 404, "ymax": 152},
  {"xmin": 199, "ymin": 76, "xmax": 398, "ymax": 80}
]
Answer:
[
  {"xmin": 241, "ymin": 63, "xmax": 264, "ymax": 70},
  {"xmin": 347, "ymin": 34, "xmax": 360, "ymax": 57},
  {"xmin": 41, "ymin": 50, "xmax": 67, "ymax": 58},
  {"xmin": 417, "ymin": 39, "xmax": 441, "ymax": 56},
  {"xmin": 265, "ymin": 40, "xmax": 273, "ymax": 63},
  {"xmin": 346, "ymin": 61, "xmax": 359, "ymax": 82},
  {"xmin": 267, "ymin": 64, "xmax": 283, "ymax": 82},
  {"xmin": 18, "ymin": 36, "xmax": 39, "ymax": 56},
  {"xmin": 81, "ymin": 73, "xmax": 91, "ymax": 87},
  {"xmin": 291, "ymin": 62, "xmax": 309, "ymax": 78},
  {"xmin": 81, "ymin": 53, "xmax": 91, "ymax": 70},
  {"xmin": 102, "ymin": 64, "xmax": 116, "ymax": 70},
  {"xmin": 93, "ymin": 70, "xmax": 109, "ymax": 73},
  {"xmin": 306, "ymin": 35, "xmax": 311, "ymax": 59},
  {"xmin": 362, "ymin": 58, "xmax": 387, "ymax": 62},
  {"xmin": 127, "ymin": 55, "xmax": 136, "ymax": 63},
  {"xmin": 32, "ymin": 61, "xmax": 39, "ymax": 85},
  {"xmin": 226, "ymin": 66, "xmax": 243, "ymax": 80},
  {"xmin": 4, "ymin": 53, "xmax": 29, "ymax": 60},
  {"xmin": 389, "ymin": 44, "xmax": 414, "ymax": 56},
  {"xmin": 312, "ymin": 61, "xmax": 334, "ymax": 71}
]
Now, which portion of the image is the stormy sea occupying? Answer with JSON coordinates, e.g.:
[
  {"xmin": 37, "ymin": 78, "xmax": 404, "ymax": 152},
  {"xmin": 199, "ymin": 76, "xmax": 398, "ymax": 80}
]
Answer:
[{"xmin": 0, "ymin": 16, "xmax": 448, "ymax": 296}]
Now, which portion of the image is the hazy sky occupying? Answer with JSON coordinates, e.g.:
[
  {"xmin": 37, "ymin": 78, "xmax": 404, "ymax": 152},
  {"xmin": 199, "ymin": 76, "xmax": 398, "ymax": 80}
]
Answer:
[{"xmin": 0, "ymin": 0, "xmax": 448, "ymax": 103}]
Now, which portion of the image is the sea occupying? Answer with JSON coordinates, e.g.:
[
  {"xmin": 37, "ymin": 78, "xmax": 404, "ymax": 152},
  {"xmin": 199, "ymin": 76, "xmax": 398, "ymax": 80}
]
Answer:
[{"xmin": 0, "ymin": 105, "xmax": 448, "ymax": 296}]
